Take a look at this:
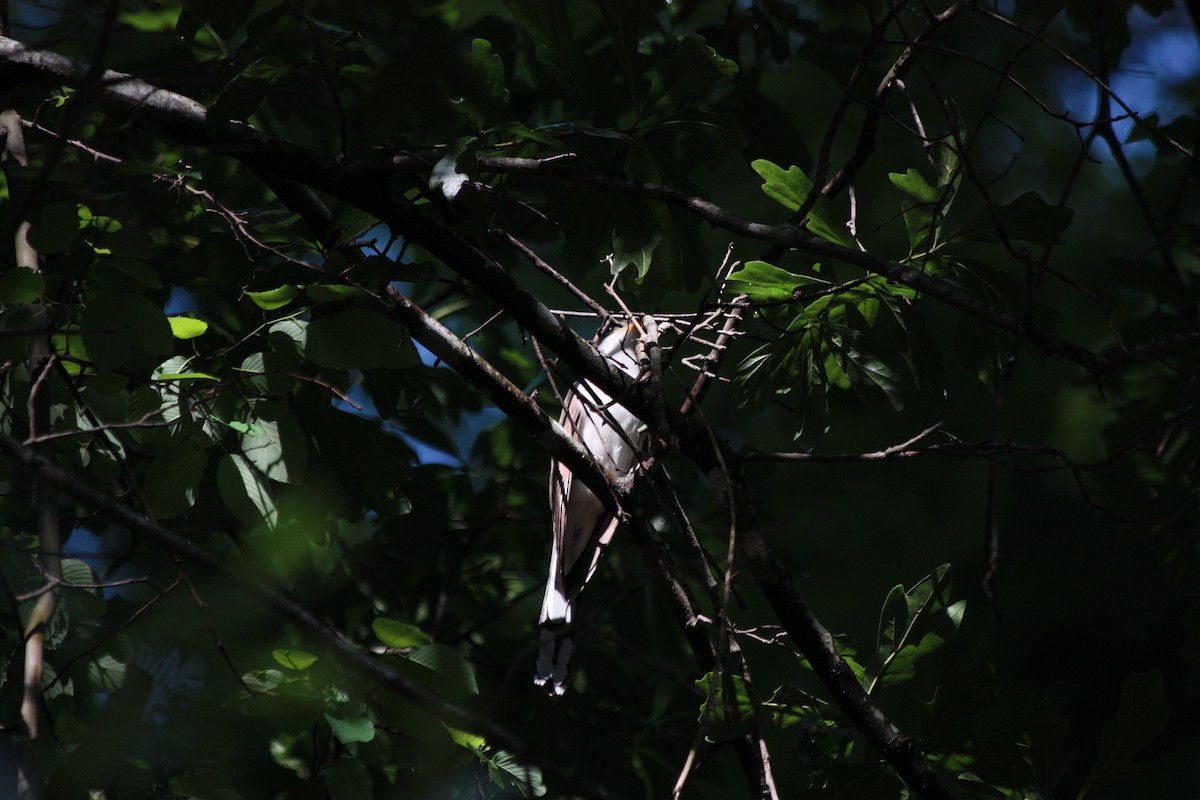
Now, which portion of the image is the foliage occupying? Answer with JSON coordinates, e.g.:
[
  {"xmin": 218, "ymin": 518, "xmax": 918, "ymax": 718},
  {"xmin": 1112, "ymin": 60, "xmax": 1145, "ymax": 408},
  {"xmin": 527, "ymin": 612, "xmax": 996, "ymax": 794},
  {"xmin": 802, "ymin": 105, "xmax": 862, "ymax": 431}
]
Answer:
[{"xmin": 0, "ymin": 0, "xmax": 1197, "ymax": 798}]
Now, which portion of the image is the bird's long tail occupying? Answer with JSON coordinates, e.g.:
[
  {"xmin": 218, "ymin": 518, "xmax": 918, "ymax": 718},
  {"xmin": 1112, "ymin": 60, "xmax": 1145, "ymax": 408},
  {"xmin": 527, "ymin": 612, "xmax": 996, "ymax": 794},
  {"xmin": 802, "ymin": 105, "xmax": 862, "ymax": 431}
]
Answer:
[{"xmin": 534, "ymin": 620, "xmax": 572, "ymax": 696}]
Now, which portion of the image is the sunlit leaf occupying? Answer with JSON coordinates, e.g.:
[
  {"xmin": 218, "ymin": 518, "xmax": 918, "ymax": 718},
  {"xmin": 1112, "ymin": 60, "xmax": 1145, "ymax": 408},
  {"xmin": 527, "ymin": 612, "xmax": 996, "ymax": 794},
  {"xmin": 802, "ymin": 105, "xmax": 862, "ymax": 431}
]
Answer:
[
  {"xmin": 373, "ymin": 618, "xmax": 431, "ymax": 649},
  {"xmin": 218, "ymin": 453, "xmax": 278, "ymax": 529},
  {"xmin": 272, "ymin": 649, "xmax": 318, "ymax": 670},
  {"xmin": 488, "ymin": 750, "xmax": 546, "ymax": 798},
  {"xmin": 609, "ymin": 196, "xmax": 662, "ymax": 279},
  {"xmin": 727, "ymin": 260, "xmax": 825, "ymax": 302},
  {"xmin": 871, "ymin": 564, "xmax": 963, "ymax": 690},
  {"xmin": 751, "ymin": 159, "xmax": 855, "ymax": 247},
  {"xmin": 430, "ymin": 137, "xmax": 476, "ymax": 201},
  {"xmin": 85, "ymin": 652, "xmax": 127, "ymax": 692},
  {"xmin": 155, "ymin": 372, "xmax": 219, "ymax": 381},
  {"xmin": 695, "ymin": 671, "xmax": 756, "ymax": 742},
  {"xmin": 241, "ymin": 401, "xmax": 307, "ymax": 484},
  {"xmin": 307, "ymin": 310, "xmax": 416, "ymax": 370},
  {"xmin": 324, "ymin": 713, "xmax": 376, "ymax": 744},
  {"xmin": 168, "ymin": 316, "xmax": 209, "ymax": 339},
  {"xmin": 246, "ymin": 286, "xmax": 300, "ymax": 310},
  {"xmin": 404, "ymin": 644, "xmax": 479, "ymax": 700}
]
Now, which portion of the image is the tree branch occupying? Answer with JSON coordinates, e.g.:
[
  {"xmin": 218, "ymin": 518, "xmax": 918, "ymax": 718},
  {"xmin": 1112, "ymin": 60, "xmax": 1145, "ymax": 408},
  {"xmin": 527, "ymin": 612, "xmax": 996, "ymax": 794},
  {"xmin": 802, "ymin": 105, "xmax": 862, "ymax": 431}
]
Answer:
[
  {"xmin": 0, "ymin": 431, "xmax": 614, "ymax": 800},
  {"xmin": 0, "ymin": 35, "xmax": 978, "ymax": 798},
  {"xmin": 1, "ymin": 35, "xmax": 1196, "ymax": 375}
]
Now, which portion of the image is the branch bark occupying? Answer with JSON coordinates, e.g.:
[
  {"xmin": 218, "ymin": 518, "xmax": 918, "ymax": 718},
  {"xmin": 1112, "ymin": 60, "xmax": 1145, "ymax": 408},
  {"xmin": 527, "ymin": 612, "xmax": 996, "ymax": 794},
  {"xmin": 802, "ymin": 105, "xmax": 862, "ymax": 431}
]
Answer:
[{"xmin": 2, "ymin": 106, "xmax": 60, "ymax": 741}]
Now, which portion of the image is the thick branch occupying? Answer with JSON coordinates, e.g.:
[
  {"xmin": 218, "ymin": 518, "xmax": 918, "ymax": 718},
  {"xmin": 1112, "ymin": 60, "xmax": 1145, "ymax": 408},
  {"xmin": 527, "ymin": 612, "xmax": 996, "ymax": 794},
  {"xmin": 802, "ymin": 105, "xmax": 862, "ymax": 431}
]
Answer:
[
  {"xmin": 3, "ymin": 106, "xmax": 60, "ymax": 740},
  {"xmin": 385, "ymin": 285, "xmax": 623, "ymax": 509}
]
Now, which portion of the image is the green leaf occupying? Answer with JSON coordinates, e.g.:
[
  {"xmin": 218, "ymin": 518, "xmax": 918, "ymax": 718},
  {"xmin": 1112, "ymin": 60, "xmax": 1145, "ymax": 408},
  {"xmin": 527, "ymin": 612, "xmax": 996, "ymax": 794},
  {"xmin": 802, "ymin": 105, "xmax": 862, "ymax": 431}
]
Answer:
[
  {"xmin": 888, "ymin": 168, "xmax": 943, "ymax": 253},
  {"xmin": 889, "ymin": 168, "xmax": 940, "ymax": 203},
  {"xmin": 466, "ymin": 38, "xmax": 508, "ymax": 101},
  {"xmin": 695, "ymin": 671, "xmax": 756, "ymax": 742},
  {"xmin": 870, "ymin": 564, "xmax": 963, "ymax": 691},
  {"xmin": 50, "ymin": 324, "xmax": 90, "ymax": 375},
  {"xmin": 238, "ymin": 350, "xmax": 297, "ymax": 397},
  {"xmin": 27, "ymin": 201, "xmax": 82, "ymax": 254},
  {"xmin": 85, "ymin": 652, "xmax": 128, "ymax": 692},
  {"xmin": 830, "ymin": 343, "xmax": 905, "ymax": 412},
  {"xmin": 643, "ymin": 107, "xmax": 746, "ymax": 150},
  {"xmin": 445, "ymin": 725, "xmax": 486, "ymax": 750},
  {"xmin": 930, "ymin": 99, "xmax": 965, "ymax": 222},
  {"xmin": 0, "ymin": 268, "xmax": 44, "ymax": 304},
  {"xmin": 268, "ymin": 318, "xmax": 308, "ymax": 356},
  {"xmin": 458, "ymin": 38, "xmax": 510, "ymax": 125},
  {"xmin": 141, "ymin": 441, "xmax": 206, "ymax": 519},
  {"xmin": 952, "ymin": 192, "xmax": 1074, "ymax": 246},
  {"xmin": 764, "ymin": 684, "xmax": 824, "ymax": 730},
  {"xmin": 379, "ymin": 695, "xmax": 450, "ymax": 745},
  {"xmin": 217, "ymin": 453, "xmax": 278, "ymax": 529},
  {"xmin": 61, "ymin": 558, "xmax": 105, "ymax": 618},
  {"xmin": 207, "ymin": 75, "xmax": 266, "ymax": 134},
  {"xmin": 487, "ymin": 750, "xmax": 546, "ymax": 798},
  {"xmin": 617, "ymin": 141, "xmax": 704, "ymax": 297},
  {"xmin": 241, "ymin": 668, "xmax": 287, "ymax": 693},
  {"xmin": 751, "ymin": 159, "xmax": 855, "ymax": 247},
  {"xmin": 404, "ymin": 644, "xmax": 479, "ymax": 700},
  {"xmin": 644, "ymin": 35, "xmax": 737, "ymax": 118},
  {"xmin": 1076, "ymin": 670, "xmax": 1169, "ymax": 799},
  {"xmin": 373, "ymin": 618, "xmax": 431, "ymax": 649},
  {"xmin": 307, "ymin": 310, "xmax": 415, "ymax": 370},
  {"xmin": 167, "ymin": 316, "xmax": 209, "ymax": 339},
  {"xmin": 323, "ymin": 713, "xmax": 376, "ymax": 744},
  {"xmin": 245, "ymin": 286, "xmax": 300, "ymax": 310},
  {"xmin": 241, "ymin": 401, "xmax": 307, "ymax": 484},
  {"xmin": 155, "ymin": 372, "xmax": 219, "ymax": 381},
  {"xmin": 726, "ymin": 260, "xmax": 825, "ymax": 302},
  {"xmin": 272, "ymin": 649, "xmax": 318, "ymax": 670},
  {"xmin": 491, "ymin": 121, "xmax": 564, "ymax": 150},
  {"xmin": 82, "ymin": 291, "xmax": 173, "ymax": 370},
  {"xmin": 609, "ymin": 197, "xmax": 662, "ymax": 279},
  {"xmin": 430, "ymin": 137, "xmax": 476, "ymax": 201}
]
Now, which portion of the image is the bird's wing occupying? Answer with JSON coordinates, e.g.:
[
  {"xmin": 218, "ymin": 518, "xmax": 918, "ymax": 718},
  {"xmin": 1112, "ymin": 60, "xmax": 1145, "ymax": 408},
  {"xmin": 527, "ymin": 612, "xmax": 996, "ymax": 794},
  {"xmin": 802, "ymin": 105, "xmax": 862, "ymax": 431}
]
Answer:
[{"xmin": 543, "ymin": 387, "xmax": 615, "ymax": 621}]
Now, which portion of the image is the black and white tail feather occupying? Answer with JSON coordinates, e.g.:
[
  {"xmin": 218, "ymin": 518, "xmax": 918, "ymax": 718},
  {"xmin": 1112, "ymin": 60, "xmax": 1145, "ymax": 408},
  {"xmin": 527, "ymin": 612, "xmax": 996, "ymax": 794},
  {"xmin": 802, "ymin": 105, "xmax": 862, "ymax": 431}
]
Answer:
[{"xmin": 535, "ymin": 322, "xmax": 645, "ymax": 695}]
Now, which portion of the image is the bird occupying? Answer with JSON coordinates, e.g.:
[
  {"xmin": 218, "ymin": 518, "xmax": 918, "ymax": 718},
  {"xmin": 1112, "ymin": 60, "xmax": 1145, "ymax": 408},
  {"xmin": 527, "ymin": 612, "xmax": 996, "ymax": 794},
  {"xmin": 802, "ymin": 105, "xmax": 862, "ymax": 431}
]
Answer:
[{"xmin": 535, "ymin": 321, "xmax": 645, "ymax": 695}]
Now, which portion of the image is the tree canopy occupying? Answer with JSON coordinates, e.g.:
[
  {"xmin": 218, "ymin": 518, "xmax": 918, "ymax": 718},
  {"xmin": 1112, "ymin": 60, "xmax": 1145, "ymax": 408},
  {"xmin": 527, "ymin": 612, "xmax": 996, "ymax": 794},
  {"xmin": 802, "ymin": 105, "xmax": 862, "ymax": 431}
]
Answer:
[{"xmin": 0, "ymin": 0, "xmax": 1198, "ymax": 798}]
